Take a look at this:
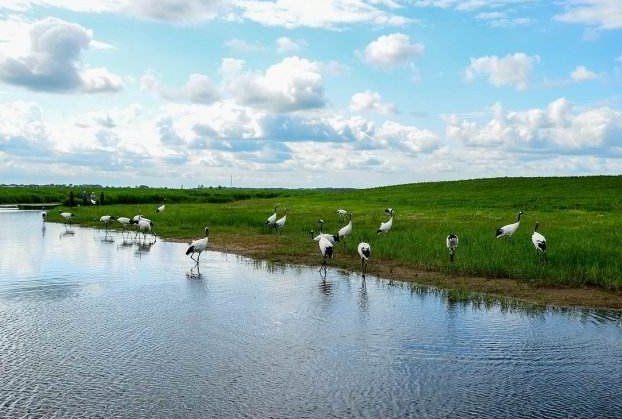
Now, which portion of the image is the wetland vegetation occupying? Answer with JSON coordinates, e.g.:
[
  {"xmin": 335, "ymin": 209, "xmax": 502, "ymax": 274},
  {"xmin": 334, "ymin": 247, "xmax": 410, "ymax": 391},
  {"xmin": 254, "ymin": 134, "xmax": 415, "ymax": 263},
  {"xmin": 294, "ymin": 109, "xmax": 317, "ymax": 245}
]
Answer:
[{"xmin": 3, "ymin": 176, "xmax": 622, "ymax": 309}]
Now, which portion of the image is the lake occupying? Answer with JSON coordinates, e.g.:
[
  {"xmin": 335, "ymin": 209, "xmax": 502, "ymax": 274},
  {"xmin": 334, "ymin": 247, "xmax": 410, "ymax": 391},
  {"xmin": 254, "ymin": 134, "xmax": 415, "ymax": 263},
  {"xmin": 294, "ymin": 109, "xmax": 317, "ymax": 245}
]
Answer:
[{"xmin": 1, "ymin": 209, "xmax": 621, "ymax": 418}]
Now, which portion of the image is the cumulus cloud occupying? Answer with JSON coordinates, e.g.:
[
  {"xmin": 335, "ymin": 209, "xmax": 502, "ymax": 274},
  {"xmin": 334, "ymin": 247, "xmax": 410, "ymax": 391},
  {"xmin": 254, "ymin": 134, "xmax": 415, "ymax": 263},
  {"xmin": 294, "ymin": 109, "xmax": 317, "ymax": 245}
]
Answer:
[
  {"xmin": 445, "ymin": 98, "xmax": 622, "ymax": 154},
  {"xmin": 0, "ymin": 17, "xmax": 122, "ymax": 93},
  {"xmin": 127, "ymin": 0, "xmax": 228, "ymax": 23},
  {"xmin": 225, "ymin": 38, "xmax": 265, "ymax": 53},
  {"xmin": 0, "ymin": 101, "xmax": 51, "ymax": 156},
  {"xmin": 225, "ymin": 56, "xmax": 326, "ymax": 112},
  {"xmin": 238, "ymin": 0, "xmax": 410, "ymax": 29},
  {"xmin": 464, "ymin": 52, "xmax": 539, "ymax": 90},
  {"xmin": 555, "ymin": 0, "xmax": 622, "ymax": 30},
  {"xmin": 350, "ymin": 90, "xmax": 397, "ymax": 114},
  {"xmin": 570, "ymin": 65, "xmax": 599, "ymax": 81},
  {"xmin": 361, "ymin": 33, "xmax": 424, "ymax": 70},
  {"xmin": 276, "ymin": 36, "xmax": 306, "ymax": 54},
  {"xmin": 141, "ymin": 71, "xmax": 219, "ymax": 104}
]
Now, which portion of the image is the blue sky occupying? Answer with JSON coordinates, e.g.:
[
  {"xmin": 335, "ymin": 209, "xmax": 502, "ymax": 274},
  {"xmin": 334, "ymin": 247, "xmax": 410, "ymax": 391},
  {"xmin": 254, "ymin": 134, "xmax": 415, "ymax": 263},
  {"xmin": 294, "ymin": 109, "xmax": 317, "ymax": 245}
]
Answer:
[{"xmin": 0, "ymin": 1, "xmax": 621, "ymax": 188}]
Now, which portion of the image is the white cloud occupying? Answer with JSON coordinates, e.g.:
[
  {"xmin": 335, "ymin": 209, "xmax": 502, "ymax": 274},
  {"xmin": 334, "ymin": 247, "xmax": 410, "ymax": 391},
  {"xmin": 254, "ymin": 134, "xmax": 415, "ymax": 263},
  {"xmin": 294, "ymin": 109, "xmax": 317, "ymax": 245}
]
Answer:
[
  {"xmin": 276, "ymin": 36, "xmax": 306, "ymax": 54},
  {"xmin": 445, "ymin": 98, "xmax": 622, "ymax": 153},
  {"xmin": 350, "ymin": 90, "xmax": 397, "ymax": 114},
  {"xmin": 225, "ymin": 38, "xmax": 265, "ymax": 53},
  {"xmin": 141, "ymin": 71, "xmax": 219, "ymax": 104},
  {"xmin": 570, "ymin": 65, "xmax": 599, "ymax": 81},
  {"xmin": 237, "ymin": 0, "xmax": 410, "ymax": 29},
  {"xmin": 555, "ymin": 0, "xmax": 622, "ymax": 30},
  {"xmin": 361, "ymin": 33, "xmax": 424, "ymax": 70},
  {"xmin": 127, "ymin": 0, "xmax": 228, "ymax": 23},
  {"xmin": 0, "ymin": 17, "xmax": 122, "ymax": 93},
  {"xmin": 226, "ymin": 56, "xmax": 326, "ymax": 112},
  {"xmin": 464, "ymin": 52, "xmax": 539, "ymax": 90}
]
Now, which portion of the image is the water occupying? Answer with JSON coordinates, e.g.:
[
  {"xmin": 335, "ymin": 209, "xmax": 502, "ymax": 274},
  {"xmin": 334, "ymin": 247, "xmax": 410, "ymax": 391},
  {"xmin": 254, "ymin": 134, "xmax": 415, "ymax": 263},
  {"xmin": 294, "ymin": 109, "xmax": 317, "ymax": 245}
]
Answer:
[{"xmin": 1, "ymin": 210, "xmax": 621, "ymax": 418}]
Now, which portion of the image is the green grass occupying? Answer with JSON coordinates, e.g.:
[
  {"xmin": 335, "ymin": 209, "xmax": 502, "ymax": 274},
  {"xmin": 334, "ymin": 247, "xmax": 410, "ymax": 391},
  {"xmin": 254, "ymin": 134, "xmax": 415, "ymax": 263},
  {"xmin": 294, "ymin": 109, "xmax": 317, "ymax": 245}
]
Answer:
[{"xmin": 5, "ymin": 176, "xmax": 622, "ymax": 292}]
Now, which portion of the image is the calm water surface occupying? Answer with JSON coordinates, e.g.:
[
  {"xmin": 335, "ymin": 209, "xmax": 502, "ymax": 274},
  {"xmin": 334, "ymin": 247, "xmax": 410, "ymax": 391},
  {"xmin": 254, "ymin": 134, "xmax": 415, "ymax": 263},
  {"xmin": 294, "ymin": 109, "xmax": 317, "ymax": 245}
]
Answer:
[{"xmin": 1, "ymin": 210, "xmax": 621, "ymax": 418}]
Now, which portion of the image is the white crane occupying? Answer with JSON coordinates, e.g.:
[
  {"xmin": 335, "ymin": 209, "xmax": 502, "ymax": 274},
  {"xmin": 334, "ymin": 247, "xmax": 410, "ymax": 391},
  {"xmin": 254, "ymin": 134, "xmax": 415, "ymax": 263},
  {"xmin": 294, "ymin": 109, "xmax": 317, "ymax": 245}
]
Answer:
[
  {"xmin": 377, "ymin": 208, "xmax": 394, "ymax": 234},
  {"xmin": 337, "ymin": 212, "xmax": 352, "ymax": 247},
  {"xmin": 99, "ymin": 215, "xmax": 116, "ymax": 233},
  {"xmin": 446, "ymin": 233, "xmax": 459, "ymax": 262},
  {"xmin": 59, "ymin": 211, "xmax": 75, "ymax": 228},
  {"xmin": 318, "ymin": 235, "xmax": 334, "ymax": 276},
  {"xmin": 275, "ymin": 209, "xmax": 287, "ymax": 232},
  {"xmin": 115, "ymin": 216, "xmax": 134, "ymax": 235},
  {"xmin": 186, "ymin": 227, "xmax": 209, "ymax": 265},
  {"xmin": 311, "ymin": 219, "xmax": 338, "ymax": 244},
  {"xmin": 265, "ymin": 206, "xmax": 278, "ymax": 230},
  {"xmin": 531, "ymin": 222, "xmax": 547, "ymax": 261},
  {"xmin": 156, "ymin": 202, "xmax": 166, "ymax": 213},
  {"xmin": 136, "ymin": 217, "xmax": 154, "ymax": 241},
  {"xmin": 496, "ymin": 210, "xmax": 524, "ymax": 239},
  {"xmin": 357, "ymin": 242, "xmax": 371, "ymax": 278},
  {"xmin": 336, "ymin": 209, "xmax": 348, "ymax": 220}
]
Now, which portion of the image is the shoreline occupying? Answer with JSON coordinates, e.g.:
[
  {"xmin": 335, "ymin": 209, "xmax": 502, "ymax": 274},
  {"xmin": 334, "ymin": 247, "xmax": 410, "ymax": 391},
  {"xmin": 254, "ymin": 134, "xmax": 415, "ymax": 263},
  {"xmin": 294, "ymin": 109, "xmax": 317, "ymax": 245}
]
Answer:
[{"xmin": 174, "ymin": 234, "xmax": 622, "ymax": 311}]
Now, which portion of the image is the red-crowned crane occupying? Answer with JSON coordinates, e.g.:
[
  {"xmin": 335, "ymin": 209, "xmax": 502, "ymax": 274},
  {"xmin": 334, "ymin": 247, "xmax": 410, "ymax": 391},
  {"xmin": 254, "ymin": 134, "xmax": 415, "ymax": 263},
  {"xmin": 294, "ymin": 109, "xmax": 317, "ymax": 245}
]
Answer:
[
  {"xmin": 531, "ymin": 222, "xmax": 547, "ymax": 262},
  {"xmin": 357, "ymin": 242, "xmax": 371, "ymax": 278},
  {"xmin": 186, "ymin": 227, "xmax": 209, "ymax": 265},
  {"xmin": 446, "ymin": 233, "xmax": 459, "ymax": 262},
  {"xmin": 377, "ymin": 208, "xmax": 394, "ymax": 234},
  {"xmin": 337, "ymin": 212, "xmax": 352, "ymax": 248},
  {"xmin": 496, "ymin": 210, "xmax": 523, "ymax": 239},
  {"xmin": 318, "ymin": 235, "xmax": 334, "ymax": 277}
]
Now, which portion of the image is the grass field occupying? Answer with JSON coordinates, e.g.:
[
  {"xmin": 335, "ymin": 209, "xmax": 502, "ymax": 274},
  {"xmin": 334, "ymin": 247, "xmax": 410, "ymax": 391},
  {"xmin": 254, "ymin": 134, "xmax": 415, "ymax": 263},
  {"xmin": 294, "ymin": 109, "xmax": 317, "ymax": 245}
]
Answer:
[{"xmin": 4, "ymin": 176, "xmax": 622, "ymax": 304}]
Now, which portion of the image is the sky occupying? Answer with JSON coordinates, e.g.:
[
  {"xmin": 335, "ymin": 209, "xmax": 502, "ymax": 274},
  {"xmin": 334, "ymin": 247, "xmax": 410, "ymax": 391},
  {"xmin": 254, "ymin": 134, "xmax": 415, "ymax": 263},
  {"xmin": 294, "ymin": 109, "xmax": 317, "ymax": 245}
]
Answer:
[{"xmin": 0, "ymin": 1, "xmax": 621, "ymax": 189}]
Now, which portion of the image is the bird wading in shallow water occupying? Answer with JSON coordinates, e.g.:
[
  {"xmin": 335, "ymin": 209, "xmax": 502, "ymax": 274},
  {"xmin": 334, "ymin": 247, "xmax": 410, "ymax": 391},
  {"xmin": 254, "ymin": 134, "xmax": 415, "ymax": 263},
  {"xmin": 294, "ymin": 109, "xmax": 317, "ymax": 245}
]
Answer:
[
  {"xmin": 318, "ymin": 235, "xmax": 334, "ymax": 276},
  {"xmin": 186, "ymin": 227, "xmax": 209, "ymax": 265},
  {"xmin": 59, "ymin": 211, "xmax": 75, "ymax": 228},
  {"xmin": 357, "ymin": 242, "xmax": 371, "ymax": 278},
  {"xmin": 496, "ymin": 210, "xmax": 523, "ymax": 239},
  {"xmin": 446, "ymin": 233, "xmax": 459, "ymax": 262},
  {"xmin": 99, "ymin": 215, "xmax": 116, "ymax": 233},
  {"xmin": 531, "ymin": 222, "xmax": 547, "ymax": 262}
]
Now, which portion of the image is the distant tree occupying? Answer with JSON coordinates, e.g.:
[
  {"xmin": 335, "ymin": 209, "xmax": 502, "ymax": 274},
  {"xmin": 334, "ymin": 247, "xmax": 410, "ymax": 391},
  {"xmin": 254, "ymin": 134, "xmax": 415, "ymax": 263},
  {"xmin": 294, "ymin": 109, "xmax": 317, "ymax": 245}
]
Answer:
[
  {"xmin": 100, "ymin": 191, "xmax": 105, "ymax": 206},
  {"xmin": 68, "ymin": 191, "xmax": 76, "ymax": 207}
]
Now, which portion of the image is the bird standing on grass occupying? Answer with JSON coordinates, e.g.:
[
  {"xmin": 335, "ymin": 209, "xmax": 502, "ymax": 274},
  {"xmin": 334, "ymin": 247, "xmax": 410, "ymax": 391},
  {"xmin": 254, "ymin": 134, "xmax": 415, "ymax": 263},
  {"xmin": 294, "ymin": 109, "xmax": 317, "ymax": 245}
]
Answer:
[
  {"xmin": 357, "ymin": 242, "xmax": 371, "ymax": 278},
  {"xmin": 446, "ymin": 233, "xmax": 459, "ymax": 262},
  {"xmin": 275, "ymin": 209, "xmax": 287, "ymax": 232},
  {"xmin": 496, "ymin": 210, "xmax": 523, "ymax": 239},
  {"xmin": 337, "ymin": 212, "xmax": 352, "ymax": 247},
  {"xmin": 337, "ymin": 209, "xmax": 348, "ymax": 220},
  {"xmin": 377, "ymin": 208, "xmax": 394, "ymax": 234},
  {"xmin": 265, "ymin": 206, "xmax": 278, "ymax": 230},
  {"xmin": 531, "ymin": 222, "xmax": 547, "ymax": 261},
  {"xmin": 156, "ymin": 201, "xmax": 166, "ymax": 213},
  {"xmin": 311, "ymin": 219, "xmax": 338, "ymax": 244},
  {"xmin": 186, "ymin": 227, "xmax": 209, "ymax": 265}
]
